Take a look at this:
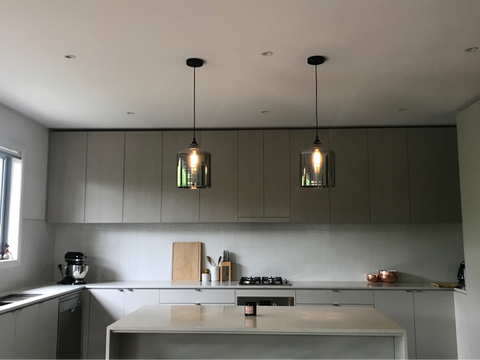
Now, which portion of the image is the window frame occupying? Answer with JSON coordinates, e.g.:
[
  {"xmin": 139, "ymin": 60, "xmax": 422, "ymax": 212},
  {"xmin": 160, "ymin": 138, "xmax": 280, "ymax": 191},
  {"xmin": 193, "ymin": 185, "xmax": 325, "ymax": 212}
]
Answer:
[{"xmin": 0, "ymin": 152, "xmax": 12, "ymax": 254}]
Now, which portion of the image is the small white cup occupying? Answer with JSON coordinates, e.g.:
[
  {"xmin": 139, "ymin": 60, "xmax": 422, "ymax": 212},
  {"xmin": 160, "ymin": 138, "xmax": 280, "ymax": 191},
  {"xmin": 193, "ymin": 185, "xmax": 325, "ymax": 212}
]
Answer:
[
  {"xmin": 201, "ymin": 273, "xmax": 211, "ymax": 282},
  {"xmin": 210, "ymin": 266, "xmax": 220, "ymax": 282}
]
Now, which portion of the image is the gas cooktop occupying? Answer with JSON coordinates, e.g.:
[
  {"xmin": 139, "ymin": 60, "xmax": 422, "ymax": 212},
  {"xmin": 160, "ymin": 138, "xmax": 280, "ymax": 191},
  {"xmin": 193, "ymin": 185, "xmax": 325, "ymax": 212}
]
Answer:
[{"xmin": 238, "ymin": 276, "xmax": 291, "ymax": 286}]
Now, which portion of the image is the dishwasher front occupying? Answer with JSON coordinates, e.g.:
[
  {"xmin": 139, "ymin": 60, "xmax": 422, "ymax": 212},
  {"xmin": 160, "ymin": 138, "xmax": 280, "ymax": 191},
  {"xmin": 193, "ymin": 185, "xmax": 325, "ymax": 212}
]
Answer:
[{"xmin": 57, "ymin": 292, "xmax": 83, "ymax": 359}]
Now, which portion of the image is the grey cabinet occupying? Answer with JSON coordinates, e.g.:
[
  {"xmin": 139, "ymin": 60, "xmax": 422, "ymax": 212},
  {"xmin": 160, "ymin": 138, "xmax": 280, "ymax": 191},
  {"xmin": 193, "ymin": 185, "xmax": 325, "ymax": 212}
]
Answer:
[
  {"xmin": 368, "ymin": 128, "xmax": 410, "ymax": 223},
  {"xmin": 289, "ymin": 129, "xmax": 330, "ymax": 222},
  {"xmin": 447, "ymin": 128, "xmax": 462, "ymax": 222},
  {"xmin": 413, "ymin": 290, "xmax": 457, "ymax": 359},
  {"xmin": 374, "ymin": 290, "xmax": 416, "ymax": 359},
  {"xmin": 161, "ymin": 131, "xmax": 200, "ymax": 222},
  {"xmin": 14, "ymin": 303, "xmax": 39, "ymax": 359},
  {"xmin": 329, "ymin": 129, "xmax": 370, "ymax": 223},
  {"xmin": 238, "ymin": 130, "xmax": 263, "ymax": 218},
  {"xmin": 199, "ymin": 131, "xmax": 237, "ymax": 222},
  {"xmin": 123, "ymin": 131, "xmax": 163, "ymax": 223},
  {"xmin": 374, "ymin": 290, "xmax": 457, "ymax": 359},
  {"xmin": 47, "ymin": 132, "xmax": 87, "ymax": 223},
  {"xmin": 85, "ymin": 132, "xmax": 125, "ymax": 223},
  {"xmin": 87, "ymin": 289, "xmax": 160, "ymax": 359},
  {"xmin": 0, "ymin": 312, "xmax": 15, "ymax": 360},
  {"xmin": 408, "ymin": 128, "xmax": 451, "ymax": 222},
  {"xmin": 37, "ymin": 299, "xmax": 59, "ymax": 359},
  {"xmin": 238, "ymin": 130, "xmax": 290, "ymax": 221}
]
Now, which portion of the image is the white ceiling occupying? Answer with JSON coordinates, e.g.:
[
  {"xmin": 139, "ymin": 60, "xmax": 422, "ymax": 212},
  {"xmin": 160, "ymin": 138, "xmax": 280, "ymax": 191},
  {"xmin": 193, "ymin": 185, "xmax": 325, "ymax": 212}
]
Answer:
[{"xmin": 1, "ymin": 0, "xmax": 480, "ymax": 129}]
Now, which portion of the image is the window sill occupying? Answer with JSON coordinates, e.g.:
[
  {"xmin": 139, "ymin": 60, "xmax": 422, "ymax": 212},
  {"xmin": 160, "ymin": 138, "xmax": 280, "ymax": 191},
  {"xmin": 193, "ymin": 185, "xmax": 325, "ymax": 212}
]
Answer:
[{"xmin": 0, "ymin": 259, "xmax": 19, "ymax": 268}]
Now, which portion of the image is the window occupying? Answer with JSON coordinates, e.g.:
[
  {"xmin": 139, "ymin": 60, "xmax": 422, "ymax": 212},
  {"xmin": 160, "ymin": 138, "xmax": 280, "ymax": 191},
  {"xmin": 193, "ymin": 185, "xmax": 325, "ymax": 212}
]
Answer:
[{"xmin": 0, "ymin": 147, "xmax": 22, "ymax": 261}]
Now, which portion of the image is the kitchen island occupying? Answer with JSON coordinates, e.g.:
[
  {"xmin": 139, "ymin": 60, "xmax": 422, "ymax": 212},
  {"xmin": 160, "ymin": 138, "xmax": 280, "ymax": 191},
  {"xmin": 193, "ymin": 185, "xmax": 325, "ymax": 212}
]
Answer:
[{"xmin": 106, "ymin": 305, "xmax": 407, "ymax": 359}]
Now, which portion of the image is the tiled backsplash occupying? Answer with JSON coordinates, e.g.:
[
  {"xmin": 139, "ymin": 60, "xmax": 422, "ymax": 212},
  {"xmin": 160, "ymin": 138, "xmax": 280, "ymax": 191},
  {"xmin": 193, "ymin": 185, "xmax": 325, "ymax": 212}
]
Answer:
[{"xmin": 54, "ymin": 223, "xmax": 464, "ymax": 283}]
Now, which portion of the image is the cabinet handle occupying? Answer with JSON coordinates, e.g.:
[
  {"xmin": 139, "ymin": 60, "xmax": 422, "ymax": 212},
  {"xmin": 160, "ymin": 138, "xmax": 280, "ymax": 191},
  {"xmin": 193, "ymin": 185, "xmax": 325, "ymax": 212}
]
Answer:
[
  {"xmin": 127, "ymin": 289, "xmax": 134, "ymax": 292},
  {"xmin": 195, "ymin": 289, "xmax": 201, "ymax": 292},
  {"xmin": 332, "ymin": 290, "xmax": 340, "ymax": 293},
  {"xmin": 195, "ymin": 302, "xmax": 201, "ymax": 305},
  {"xmin": 118, "ymin": 289, "xmax": 124, "ymax": 292},
  {"xmin": 333, "ymin": 303, "xmax": 340, "ymax": 307}
]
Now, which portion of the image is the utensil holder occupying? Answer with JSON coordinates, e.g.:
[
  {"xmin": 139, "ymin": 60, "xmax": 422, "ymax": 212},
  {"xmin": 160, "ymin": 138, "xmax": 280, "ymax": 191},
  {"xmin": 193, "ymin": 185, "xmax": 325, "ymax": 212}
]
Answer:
[
  {"xmin": 210, "ymin": 266, "xmax": 220, "ymax": 282},
  {"xmin": 220, "ymin": 261, "xmax": 231, "ymax": 282}
]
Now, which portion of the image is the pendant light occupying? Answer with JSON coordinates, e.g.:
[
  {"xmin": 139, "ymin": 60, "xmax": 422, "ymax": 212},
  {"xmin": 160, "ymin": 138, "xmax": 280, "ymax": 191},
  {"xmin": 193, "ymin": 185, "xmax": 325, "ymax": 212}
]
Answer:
[
  {"xmin": 300, "ymin": 55, "xmax": 335, "ymax": 188},
  {"xmin": 177, "ymin": 58, "xmax": 211, "ymax": 189}
]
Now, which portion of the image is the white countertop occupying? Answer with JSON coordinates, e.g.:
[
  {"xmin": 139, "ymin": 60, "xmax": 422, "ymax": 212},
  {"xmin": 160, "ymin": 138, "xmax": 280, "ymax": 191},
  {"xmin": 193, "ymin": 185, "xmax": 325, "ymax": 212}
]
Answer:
[
  {"xmin": 107, "ymin": 304, "xmax": 406, "ymax": 336},
  {"xmin": 86, "ymin": 280, "xmax": 455, "ymax": 290}
]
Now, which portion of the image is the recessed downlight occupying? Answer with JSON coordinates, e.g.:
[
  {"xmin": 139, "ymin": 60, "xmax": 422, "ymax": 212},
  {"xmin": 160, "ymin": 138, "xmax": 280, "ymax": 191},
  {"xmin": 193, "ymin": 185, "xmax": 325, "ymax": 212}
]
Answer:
[
  {"xmin": 64, "ymin": 54, "xmax": 76, "ymax": 59},
  {"xmin": 464, "ymin": 46, "xmax": 479, "ymax": 53},
  {"xmin": 126, "ymin": 112, "xmax": 135, "ymax": 115},
  {"xmin": 261, "ymin": 51, "xmax": 273, "ymax": 56}
]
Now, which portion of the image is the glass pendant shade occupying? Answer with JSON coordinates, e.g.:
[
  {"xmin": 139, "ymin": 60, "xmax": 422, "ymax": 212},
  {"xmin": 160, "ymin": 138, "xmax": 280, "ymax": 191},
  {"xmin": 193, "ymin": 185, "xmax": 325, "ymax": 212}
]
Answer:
[
  {"xmin": 300, "ymin": 141, "xmax": 335, "ymax": 187},
  {"xmin": 177, "ymin": 140, "xmax": 211, "ymax": 189}
]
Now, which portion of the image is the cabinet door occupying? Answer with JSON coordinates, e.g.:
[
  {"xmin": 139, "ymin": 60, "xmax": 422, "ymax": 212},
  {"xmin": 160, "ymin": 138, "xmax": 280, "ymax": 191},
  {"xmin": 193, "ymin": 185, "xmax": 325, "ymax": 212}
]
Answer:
[
  {"xmin": 408, "ymin": 128, "xmax": 451, "ymax": 222},
  {"xmin": 414, "ymin": 291, "xmax": 457, "ymax": 359},
  {"xmin": 159, "ymin": 289, "xmax": 235, "ymax": 304},
  {"xmin": 14, "ymin": 304, "xmax": 39, "ymax": 359},
  {"xmin": 374, "ymin": 291, "xmax": 416, "ymax": 359},
  {"xmin": 200, "ymin": 131, "xmax": 238, "ymax": 222},
  {"xmin": 161, "ymin": 131, "xmax": 200, "ymax": 222},
  {"xmin": 85, "ymin": 132, "xmax": 125, "ymax": 223},
  {"xmin": 368, "ymin": 129, "xmax": 410, "ymax": 223},
  {"xmin": 446, "ymin": 128, "xmax": 462, "ymax": 222},
  {"xmin": 289, "ymin": 129, "xmax": 330, "ymax": 222},
  {"xmin": 264, "ymin": 130, "xmax": 290, "ymax": 218},
  {"xmin": 47, "ymin": 132, "xmax": 87, "ymax": 223},
  {"xmin": 0, "ymin": 312, "xmax": 15, "ymax": 360},
  {"xmin": 87, "ymin": 289, "xmax": 125, "ymax": 359},
  {"xmin": 123, "ymin": 131, "xmax": 163, "ymax": 222},
  {"xmin": 329, "ymin": 129, "xmax": 370, "ymax": 223},
  {"xmin": 124, "ymin": 289, "xmax": 160, "ymax": 316},
  {"xmin": 238, "ymin": 130, "xmax": 263, "ymax": 218},
  {"xmin": 295, "ymin": 290, "xmax": 373, "ymax": 305},
  {"xmin": 37, "ymin": 298, "xmax": 59, "ymax": 359}
]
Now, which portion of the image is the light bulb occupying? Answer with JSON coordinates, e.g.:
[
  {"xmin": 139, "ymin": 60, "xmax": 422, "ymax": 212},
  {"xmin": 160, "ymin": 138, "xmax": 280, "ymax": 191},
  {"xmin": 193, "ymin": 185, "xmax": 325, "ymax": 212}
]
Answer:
[
  {"xmin": 190, "ymin": 151, "xmax": 198, "ymax": 168},
  {"xmin": 313, "ymin": 149, "xmax": 322, "ymax": 172}
]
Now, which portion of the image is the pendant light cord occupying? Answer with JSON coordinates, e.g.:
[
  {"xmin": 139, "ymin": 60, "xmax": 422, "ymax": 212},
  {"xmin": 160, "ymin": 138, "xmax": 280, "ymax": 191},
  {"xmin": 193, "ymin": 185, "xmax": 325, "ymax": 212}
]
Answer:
[
  {"xmin": 314, "ymin": 64, "xmax": 320, "ymax": 144},
  {"xmin": 193, "ymin": 66, "xmax": 196, "ymax": 144}
]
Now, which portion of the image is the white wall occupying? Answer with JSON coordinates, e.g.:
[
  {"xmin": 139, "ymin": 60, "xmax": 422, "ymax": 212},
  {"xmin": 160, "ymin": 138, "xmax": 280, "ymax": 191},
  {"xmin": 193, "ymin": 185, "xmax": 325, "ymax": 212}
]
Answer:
[
  {"xmin": 456, "ymin": 100, "xmax": 480, "ymax": 358},
  {"xmin": 0, "ymin": 103, "xmax": 54, "ymax": 292},
  {"xmin": 54, "ymin": 222, "xmax": 463, "ymax": 283}
]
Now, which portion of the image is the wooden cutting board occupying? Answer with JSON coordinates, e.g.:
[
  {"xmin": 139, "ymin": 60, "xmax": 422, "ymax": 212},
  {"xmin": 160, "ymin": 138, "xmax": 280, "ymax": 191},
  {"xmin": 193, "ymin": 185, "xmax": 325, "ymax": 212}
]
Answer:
[{"xmin": 171, "ymin": 242, "xmax": 201, "ymax": 281}]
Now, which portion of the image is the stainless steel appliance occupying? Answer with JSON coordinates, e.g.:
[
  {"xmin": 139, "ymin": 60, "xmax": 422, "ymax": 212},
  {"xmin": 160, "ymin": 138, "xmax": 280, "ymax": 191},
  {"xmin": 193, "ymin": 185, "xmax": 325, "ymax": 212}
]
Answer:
[
  {"xmin": 57, "ymin": 252, "xmax": 89, "ymax": 285},
  {"xmin": 238, "ymin": 276, "xmax": 291, "ymax": 286},
  {"xmin": 57, "ymin": 292, "xmax": 83, "ymax": 359}
]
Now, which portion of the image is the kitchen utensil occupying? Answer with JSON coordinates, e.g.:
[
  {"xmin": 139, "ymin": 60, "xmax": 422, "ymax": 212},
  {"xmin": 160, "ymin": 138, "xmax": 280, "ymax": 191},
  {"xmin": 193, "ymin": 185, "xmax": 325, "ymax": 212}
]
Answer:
[
  {"xmin": 223, "ymin": 250, "xmax": 230, "ymax": 261},
  {"xmin": 378, "ymin": 270, "xmax": 397, "ymax": 283},
  {"xmin": 366, "ymin": 274, "xmax": 378, "ymax": 283},
  {"xmin": 206, "ymin": 256, "xmax": 214, "ymax": 267},
  {"xmin": 218, "ymin": 256, "xmax": 222, "ymax": 266},
  {"xmin": 210, "ymin": 266, "xmax": 220, "ymax": 282},
  {"xmin": 57, "ymin": 252, "xmax": 89, "ymax": 285},
  {"xmin": 171, "ymin": 242, "xmax": 201, "ymax": 281}
]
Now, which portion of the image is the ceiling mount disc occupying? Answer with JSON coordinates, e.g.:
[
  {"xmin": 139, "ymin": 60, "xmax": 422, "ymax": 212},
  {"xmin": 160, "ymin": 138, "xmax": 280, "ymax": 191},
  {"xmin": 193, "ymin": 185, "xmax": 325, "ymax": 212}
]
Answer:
[
  {"xmin": 186, "ymin": 58, "xmax": 204, "ymax": 68},
  {"xmin": 307, "ymin": 55, "xmax": 326, "ymax": 66}
]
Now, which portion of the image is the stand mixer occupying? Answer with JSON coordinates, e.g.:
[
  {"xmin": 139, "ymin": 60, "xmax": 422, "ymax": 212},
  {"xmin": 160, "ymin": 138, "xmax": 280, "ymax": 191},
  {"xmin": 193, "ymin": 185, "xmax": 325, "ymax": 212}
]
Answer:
[{"xmin": 57, "ymin": 252, "xmax": 89, "ymax": 285}]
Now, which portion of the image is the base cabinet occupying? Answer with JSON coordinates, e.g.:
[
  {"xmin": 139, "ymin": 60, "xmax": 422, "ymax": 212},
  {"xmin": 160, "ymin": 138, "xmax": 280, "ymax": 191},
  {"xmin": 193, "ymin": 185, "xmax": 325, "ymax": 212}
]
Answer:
[
  {"xmin": 159, "ymin": 289, "xmax": 235, "ymax": 305},
  {"xmin": 87, "ymin": 289, "xmax": 160, "ymax": 359},
  {"xmin": 0, "ymin": 312, "xmax": 15, "ymax": 359},
  {"xmin": 373, "ymin": 290, "xmax": 457, "ymax": 359},
  {"xmin": 295, "ymin": 290, "xmax": 374, "ymax": 306}
]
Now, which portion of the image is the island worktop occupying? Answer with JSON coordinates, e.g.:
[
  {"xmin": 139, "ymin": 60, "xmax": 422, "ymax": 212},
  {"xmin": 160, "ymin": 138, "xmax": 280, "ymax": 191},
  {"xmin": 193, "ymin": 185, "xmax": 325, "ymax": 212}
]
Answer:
[{"xmin": 106, "ymin": 305, "xmax": 407, "ymax": 359}]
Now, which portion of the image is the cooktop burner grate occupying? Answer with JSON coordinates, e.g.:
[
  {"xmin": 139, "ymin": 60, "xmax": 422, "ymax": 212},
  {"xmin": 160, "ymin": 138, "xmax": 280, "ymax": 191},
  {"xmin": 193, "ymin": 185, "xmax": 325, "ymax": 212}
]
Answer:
[{"xmin": 238, "ymin": 276, "xmax": 291, "ymax": 286}]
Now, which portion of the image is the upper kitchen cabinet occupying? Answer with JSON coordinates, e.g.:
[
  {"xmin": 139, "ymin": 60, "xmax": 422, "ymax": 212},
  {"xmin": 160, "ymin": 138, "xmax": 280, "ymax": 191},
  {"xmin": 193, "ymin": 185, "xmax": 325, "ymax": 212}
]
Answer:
[
  {"xmin": 368, "ymin": 128, "xmax": 410, "ymax": 223},
  {"xmin": 123, "ymin": 132, "xmax": 162, "ymax": 223},
  {"xmin": 237, "ymin": 130, "xmax": 290, "ymax": 221},
  {"xmin": 446, "ymin": 128, "xmax": 462, "ymax": 222},
  {"xmin": 47, "ymin": 132, "xmax": 87, "ymax": 223},
  {"xmin": 199, "ymin": 131, "xmax": 237, "ymax": 222},
  {"xmin": 161, "ymin": 131, "xmax": 200, "ymax": 222},
  {"xmin": 329, "ymin": 129, "xmax": 370, "ymax": 223},
  {"xmin": 289, "ymin": 129, "xmax": 330, "ymax": 223},
  {"xmin": 407, "ymin": 128, "xmax": 458, "ymax": 222},
  {"xmin": 85, "ymin": 132, "xmax": 125, "ymax": 223}
]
